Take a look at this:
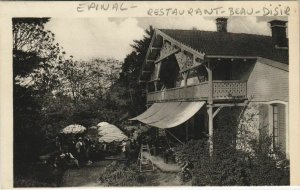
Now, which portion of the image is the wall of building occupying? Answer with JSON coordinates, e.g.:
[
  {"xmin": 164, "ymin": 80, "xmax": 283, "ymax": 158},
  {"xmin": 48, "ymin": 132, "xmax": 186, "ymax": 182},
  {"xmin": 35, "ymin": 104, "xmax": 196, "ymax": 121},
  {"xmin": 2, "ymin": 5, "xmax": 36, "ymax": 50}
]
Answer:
[
  {"xmin": 237, "ymin": 102, "xmax": 288, "ymax": 157},
  {"xmin": 247, "ymin": 61, "xmax": 288, "ymax": 102}
]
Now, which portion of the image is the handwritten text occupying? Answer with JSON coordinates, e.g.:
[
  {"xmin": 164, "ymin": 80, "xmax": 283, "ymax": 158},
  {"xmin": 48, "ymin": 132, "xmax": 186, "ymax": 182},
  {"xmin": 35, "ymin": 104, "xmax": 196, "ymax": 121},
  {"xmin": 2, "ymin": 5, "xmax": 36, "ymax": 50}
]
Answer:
[
  {"xmin": 77, "ymin": 2, "xmax": 138, "ymax": 13},
  {"xmin": 147, "ymin": 4, "xmax": 290, "ymax": 16}
]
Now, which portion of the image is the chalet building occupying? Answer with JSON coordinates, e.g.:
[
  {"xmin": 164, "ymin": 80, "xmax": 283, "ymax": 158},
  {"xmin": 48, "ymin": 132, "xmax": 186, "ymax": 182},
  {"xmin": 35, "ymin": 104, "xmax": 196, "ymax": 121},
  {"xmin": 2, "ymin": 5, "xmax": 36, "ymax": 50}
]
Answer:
[{"xmin": 131, "ymin": 18, "xmax": 289, "ymax": 158}]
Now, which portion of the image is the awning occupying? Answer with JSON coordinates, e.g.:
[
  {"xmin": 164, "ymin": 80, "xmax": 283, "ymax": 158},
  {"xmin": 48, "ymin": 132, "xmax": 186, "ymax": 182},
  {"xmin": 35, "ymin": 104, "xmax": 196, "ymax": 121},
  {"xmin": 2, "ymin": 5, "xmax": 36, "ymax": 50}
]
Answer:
[
  {"xmin": 130, "ymin": 101, "xmax": 205, "ymax": 129},
  {"xmin": 129, "ymin": 103, "xmax": 164, "ymax": 121}
]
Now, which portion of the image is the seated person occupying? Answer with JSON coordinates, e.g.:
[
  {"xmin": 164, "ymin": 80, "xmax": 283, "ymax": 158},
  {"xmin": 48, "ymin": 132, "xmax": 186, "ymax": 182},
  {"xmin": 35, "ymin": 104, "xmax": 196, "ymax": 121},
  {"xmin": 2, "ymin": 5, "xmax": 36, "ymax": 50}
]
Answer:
[{"xmin": 54, "ymin": 148, "xmax": 79, "ymax": 168}]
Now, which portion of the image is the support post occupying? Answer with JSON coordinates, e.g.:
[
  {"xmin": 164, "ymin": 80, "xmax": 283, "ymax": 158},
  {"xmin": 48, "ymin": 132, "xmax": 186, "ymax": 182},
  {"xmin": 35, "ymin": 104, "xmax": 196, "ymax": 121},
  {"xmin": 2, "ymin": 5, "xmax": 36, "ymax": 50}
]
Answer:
[
  {"xmin": 208, "ymin": 105, "xmax": 213, "ymax": 157},
  {"xmin": 207, "ymin": 63, "xmax": 213, "ymax": 104},
  {"xmin": 185, "ymin": 122, "xmax": 189, "ymax": 142},
  {"xmin": 154, "ymin": 81, "xmax": 157, "ymax": 92},
  {"xmin": 206, "ymin": 61, "xmax": 214, "ymax": 157},
  {"xmin": 183, "ymin": 71, "xmax": 188, "ymax": 87},
  {"xmin": 145, "ymin": 83, "xmax": 148, "ymax": 94},
  {"xmin": 183, "ymin": 71, "xmax": 189, "ymax": 101},
  {"xmin": 157, "ymin": 62, "xmax": 162, "ymax": 80}
]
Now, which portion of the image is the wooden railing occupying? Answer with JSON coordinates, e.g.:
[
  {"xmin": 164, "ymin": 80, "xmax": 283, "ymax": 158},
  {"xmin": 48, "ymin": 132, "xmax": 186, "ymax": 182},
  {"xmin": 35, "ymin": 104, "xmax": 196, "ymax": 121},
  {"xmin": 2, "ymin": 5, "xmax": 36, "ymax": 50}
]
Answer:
[{"xmin": 147, "ymin": 80, "xmax": 247, "ymax": 103}]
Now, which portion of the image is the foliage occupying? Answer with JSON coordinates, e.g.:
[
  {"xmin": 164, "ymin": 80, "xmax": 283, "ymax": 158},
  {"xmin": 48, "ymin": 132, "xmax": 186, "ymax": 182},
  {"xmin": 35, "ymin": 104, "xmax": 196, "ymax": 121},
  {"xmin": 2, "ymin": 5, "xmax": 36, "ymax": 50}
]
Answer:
[
  {"xmin": 13, "ymin": 18, "xmax": 150, "ymax": 161},
  {"xmin": 247, "ymin": 135, "xmax": 290, "ymax": 185},
  {"xmin": 13, "ymin": 17, "xmax": 64, "ymax": 93},
  {"xmin": 13, "ymin": 18, "xmax": 54, "ymax": 55},
  {"xmin": 98, "ymin": 161, "xmax": 157, "ymax": 186},
  {"xmin": 174, "ymin": 107, "xmax": 289, "ymax": 186},
  {"xmin": 13, "ymin": 17, "xmax": 62, "ymax": 165},
  {"xmin": 174, "ymin": 139, "xmax": 289, "ymax": 186},
  {"xmin": 14, "ymin": 163, "xmax": 64, "ymax": 187},
  {"xmin": 13, "ymin": 19, "xmax": 154, "ymax": 187},
  {"xmin": 110, "ymin": 26, "xmax": 154, "ymax": 117},
  {"xmin": 59, "ymin": 58, "xmax": 121, "ymax": 104}
]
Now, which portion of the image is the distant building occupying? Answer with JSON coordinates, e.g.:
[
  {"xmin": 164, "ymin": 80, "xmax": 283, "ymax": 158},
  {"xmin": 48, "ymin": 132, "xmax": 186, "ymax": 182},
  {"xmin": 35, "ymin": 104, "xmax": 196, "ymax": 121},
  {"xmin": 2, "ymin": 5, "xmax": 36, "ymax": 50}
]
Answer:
[{"xmin": 131, "ymin": 18, "xmax": 289, "ymax": 158}]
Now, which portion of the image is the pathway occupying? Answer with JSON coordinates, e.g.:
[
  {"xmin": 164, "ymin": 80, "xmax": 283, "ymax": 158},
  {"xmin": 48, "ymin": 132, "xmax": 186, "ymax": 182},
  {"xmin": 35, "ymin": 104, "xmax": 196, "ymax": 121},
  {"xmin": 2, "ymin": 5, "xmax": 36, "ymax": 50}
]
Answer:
[
  {"xmin": 143, "ymin": 152, "xmax": 181, "ymax": 172},
  {"xmin": 61, "ymin": 159, "xmax": 189, "ymax": 187},
  {"xmin": 61, "ymin": 160, "xmax": 111, "ymax": 187}
]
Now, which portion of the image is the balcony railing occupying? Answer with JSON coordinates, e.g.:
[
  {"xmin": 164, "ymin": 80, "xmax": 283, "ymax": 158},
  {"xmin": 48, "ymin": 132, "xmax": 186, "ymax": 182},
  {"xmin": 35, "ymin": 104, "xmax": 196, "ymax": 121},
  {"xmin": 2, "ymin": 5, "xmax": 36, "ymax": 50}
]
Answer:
[{"xmin": 147, "ymin": 80, "xmax": 247, "ymax": 103}]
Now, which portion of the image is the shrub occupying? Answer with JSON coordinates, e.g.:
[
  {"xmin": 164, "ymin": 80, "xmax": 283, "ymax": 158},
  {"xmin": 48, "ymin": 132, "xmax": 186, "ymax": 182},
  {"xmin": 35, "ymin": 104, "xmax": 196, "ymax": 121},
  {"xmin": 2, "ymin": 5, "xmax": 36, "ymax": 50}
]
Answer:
[
  {"xmin": 98, "ymin": 161, "xmax": 157, "ymax": 186},
  {"xmin": 174, "ymin": 138, "xmax": 289, "ymax": 186},
  {"xmin": 173, "ymin": 107, "xmax": 289, "ymax": 186},
  {"xmin": 174, "ymin": 139, "xmax": 250, "ymax": 186},
  {"xmin": 247, "ymin": 135, "xmax": 290, "ymax": 185}
]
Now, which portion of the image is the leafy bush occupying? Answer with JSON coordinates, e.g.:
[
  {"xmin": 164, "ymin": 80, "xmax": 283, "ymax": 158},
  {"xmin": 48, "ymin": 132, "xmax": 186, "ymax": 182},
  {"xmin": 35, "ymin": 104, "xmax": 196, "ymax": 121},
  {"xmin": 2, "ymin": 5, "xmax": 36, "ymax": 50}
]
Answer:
[
  {"xmin": 173, "ymin": 107, "xmax": 289, "ymax": 186},
  {"xmin": 174, "ymin": 138, "xmax": 289, "ymax": 186},
  {"xmin": 98, "ymin": 161, "xmax": 157, "ymax": 186},
  {"xmin": 174, "ymin": 139, "xmax": 249, "ymax": 186},
  {"xmin": 247, "ymin": 135, "xmax": 289, "ymax": 185}
]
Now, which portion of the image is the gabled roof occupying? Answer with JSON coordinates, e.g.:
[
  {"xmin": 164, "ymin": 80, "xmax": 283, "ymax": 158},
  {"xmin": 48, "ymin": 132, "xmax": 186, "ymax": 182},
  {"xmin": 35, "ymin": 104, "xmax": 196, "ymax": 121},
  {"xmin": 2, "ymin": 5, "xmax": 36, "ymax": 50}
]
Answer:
[
  {"xmin": 257, "ymin": 57, "xmax": 288, "ymax": 71},
  {"xmin": 159, "ymin": 29, "xmax": 288, "ymax": 64}
]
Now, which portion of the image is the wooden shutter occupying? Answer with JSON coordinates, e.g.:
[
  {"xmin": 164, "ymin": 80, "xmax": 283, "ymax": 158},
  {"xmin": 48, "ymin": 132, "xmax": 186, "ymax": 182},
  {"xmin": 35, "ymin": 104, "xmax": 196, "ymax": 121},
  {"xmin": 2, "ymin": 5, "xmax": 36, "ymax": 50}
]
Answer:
[
  {"xmin": 259, "ymin": 104, "xmax": 269, "ymax": 134},
  {"xmin": 278, "ymin": 104, "xmax": 286, "ymax": 153}
]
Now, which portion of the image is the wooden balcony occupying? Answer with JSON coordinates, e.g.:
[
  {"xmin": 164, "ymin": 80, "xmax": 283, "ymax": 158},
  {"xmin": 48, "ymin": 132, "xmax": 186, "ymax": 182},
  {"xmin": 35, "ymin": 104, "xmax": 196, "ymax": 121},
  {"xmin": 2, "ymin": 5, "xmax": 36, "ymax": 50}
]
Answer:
[{"xmin": 147, "ymin": 80, "xmax": 247, "ymax": 103}]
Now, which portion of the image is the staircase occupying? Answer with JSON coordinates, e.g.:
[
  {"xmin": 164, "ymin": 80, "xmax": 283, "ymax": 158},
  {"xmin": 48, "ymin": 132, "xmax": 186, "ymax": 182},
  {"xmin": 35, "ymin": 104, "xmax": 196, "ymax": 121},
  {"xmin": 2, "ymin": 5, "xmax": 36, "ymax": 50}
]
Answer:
[{"xmin": 138, "ymin": 144, "xmax": 154, "ymax": 172}]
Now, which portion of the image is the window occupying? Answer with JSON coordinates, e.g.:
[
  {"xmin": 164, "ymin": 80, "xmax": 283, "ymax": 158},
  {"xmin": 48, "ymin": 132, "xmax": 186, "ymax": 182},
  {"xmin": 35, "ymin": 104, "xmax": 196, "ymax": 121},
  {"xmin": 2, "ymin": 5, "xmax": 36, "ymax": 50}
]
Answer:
[
  {"xmin": 273, "ymin": 105, "xmax": 279, "ymax": 148},
  {"xmin": 270, "ymin": 103, "xmax": 287, "ymax": 155}
]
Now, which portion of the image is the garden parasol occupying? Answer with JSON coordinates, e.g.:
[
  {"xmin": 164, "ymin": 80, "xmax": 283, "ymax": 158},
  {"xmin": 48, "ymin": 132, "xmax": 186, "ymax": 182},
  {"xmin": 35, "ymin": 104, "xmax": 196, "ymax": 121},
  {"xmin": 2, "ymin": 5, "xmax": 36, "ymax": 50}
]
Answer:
[
  {"xmin": 61, "ymin": 124, "xmax": 86, "ymax": 134},
  {"xmin": 97, "ymin": 122, "xmax": 128, "ymax": 143}
]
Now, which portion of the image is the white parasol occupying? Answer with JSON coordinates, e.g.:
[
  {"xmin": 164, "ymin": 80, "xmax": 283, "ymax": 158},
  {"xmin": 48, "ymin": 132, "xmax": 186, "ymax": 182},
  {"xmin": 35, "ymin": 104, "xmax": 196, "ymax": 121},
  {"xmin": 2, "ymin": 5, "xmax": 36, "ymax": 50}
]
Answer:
[
  {"xmin": 61, "ymin": 124, "xmax": 86, "ymax": 134},
  {"xmin": 97, "ymin": 122, "xmax": 128, "ymax": 143}
]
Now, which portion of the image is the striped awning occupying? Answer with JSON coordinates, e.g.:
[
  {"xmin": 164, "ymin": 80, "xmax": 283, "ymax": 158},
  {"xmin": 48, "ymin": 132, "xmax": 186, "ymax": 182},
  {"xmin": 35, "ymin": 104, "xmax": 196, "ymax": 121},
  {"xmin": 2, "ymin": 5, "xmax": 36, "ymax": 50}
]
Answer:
[{"xmin": 130, "ymin": 101, "xmax": 205, "ymax": 129}]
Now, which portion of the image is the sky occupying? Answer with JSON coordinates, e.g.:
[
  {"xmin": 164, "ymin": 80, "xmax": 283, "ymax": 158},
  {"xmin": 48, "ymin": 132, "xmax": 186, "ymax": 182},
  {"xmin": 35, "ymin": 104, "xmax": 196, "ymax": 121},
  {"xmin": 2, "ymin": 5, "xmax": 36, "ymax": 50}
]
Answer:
[{"xmin": 45, "ymin": 16, "xmax": 288, "ymax": 61}]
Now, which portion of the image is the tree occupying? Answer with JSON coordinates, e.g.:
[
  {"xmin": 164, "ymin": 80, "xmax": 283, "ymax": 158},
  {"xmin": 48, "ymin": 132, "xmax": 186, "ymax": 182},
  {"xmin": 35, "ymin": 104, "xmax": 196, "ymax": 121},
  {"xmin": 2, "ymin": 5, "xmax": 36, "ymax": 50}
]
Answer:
[
  {"xmin": 13, "ymin": 18, "xmax": 59, "ymax": 57},
  {"xmin": 13, "ymin": 18, "xmax": 136, "ymax": 186},
  {"xmin": 13, "ymin": 17, "xmax": 66, "ymax": 164},
  {"xmin": 13, "ymin": 17, "xmax": 66, "ymax": 92},
  {"xmin": 54, "ymin": 58, "xmax": 121, "ymax": 104},
  {"xmin": 110, "ymin": 26, "xmax": 154, "ymax": 117}
]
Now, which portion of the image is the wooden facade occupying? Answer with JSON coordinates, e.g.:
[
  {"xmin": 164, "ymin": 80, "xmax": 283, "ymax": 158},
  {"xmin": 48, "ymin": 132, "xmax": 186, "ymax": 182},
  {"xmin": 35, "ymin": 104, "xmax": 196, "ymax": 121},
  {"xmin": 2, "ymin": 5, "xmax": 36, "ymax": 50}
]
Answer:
[
  {"xmin": 138, "ymin": 20, "xmax": 289, "ymax": 157},
  {"xmin": 247, "ymin": 59, "xmax": 289, "ymax": 102}
]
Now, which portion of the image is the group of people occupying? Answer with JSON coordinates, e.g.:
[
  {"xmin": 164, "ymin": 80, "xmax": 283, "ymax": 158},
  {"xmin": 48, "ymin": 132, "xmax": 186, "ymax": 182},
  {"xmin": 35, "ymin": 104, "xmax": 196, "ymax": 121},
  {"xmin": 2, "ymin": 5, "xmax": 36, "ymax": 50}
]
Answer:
[
  {"xmin": 51, "ymin": 126, "xmax": 150, "ymax": 168},
  {"xmin": 54, "ymin": 136, "xmax": 93, "ymax": 168},
  {"xmin": 120, "ymin": 138, "xmax": 142, "ymax": 165}
]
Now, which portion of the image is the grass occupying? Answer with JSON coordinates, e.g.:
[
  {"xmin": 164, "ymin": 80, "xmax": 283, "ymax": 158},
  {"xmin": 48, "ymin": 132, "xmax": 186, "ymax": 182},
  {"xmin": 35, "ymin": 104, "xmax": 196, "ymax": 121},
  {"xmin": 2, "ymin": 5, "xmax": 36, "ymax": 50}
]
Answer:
[{"xmin": 14, "ymin": 162, "xmax": 65, "ymax": 187}]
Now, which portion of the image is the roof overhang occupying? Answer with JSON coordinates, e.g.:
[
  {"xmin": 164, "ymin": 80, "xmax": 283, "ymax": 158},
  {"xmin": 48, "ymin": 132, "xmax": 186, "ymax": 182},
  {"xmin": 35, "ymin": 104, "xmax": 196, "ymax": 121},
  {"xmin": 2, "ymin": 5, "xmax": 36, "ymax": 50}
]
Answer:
[
  {"xmin": 205, "ymin": 55, "xmax": 257, "ymax": 60},
  {"xmin": 205, "ymin": 55, "xmax": 289, "ymax": 71},
  {"xmin": 139, "ymin": 29, "xmax": 289, "ymax": 83},
  {"xmin": 155, "ymin": 29, "xmax": 205, "ymax": 60},
  {"xmin": 205, "ymin": 55, "xmax": 288, "ymax": 71},
  {"xmin": 257, "ymin": 57, "xmax": 288, "ymax": 72},
  {"xmin": 139, "ymin": 29, "xmax": 206, "ymax": 83}
]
